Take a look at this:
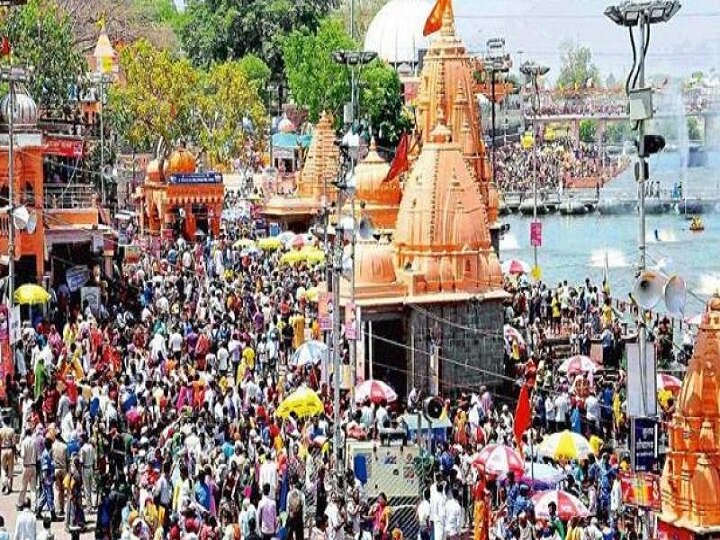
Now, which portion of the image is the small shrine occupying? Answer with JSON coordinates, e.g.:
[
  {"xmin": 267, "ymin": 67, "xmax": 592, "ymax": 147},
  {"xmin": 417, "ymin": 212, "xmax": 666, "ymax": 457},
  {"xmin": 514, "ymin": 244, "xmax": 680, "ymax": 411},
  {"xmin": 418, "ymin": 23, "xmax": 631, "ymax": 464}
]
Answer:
[
  {"xmin": 139, "ymin": 144, "xmax": 224, "ymax": 239},
  {"xmin": 660, "ymin": 296, "xmax": 720, "ymax": 538}
]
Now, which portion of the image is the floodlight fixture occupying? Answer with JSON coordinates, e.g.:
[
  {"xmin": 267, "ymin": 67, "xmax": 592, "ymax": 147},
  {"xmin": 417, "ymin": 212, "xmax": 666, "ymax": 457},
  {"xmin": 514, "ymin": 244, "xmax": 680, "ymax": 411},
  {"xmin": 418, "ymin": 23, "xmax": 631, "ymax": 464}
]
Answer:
[{"xmin": 604, "ymin": 0, "xmax": 681, "ymax": 27}]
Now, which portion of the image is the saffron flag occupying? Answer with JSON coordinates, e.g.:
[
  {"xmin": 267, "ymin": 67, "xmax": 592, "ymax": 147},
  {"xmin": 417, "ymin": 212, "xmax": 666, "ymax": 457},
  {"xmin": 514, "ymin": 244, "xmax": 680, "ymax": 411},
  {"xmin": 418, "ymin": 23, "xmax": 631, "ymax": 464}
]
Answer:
[
  {"xmin": 423, "ymin": 0, "xmax": 450, "ymax": 36},
  {"xmin": 0, "ymin": 37, "xmax": 10, "ymax": 57},
  {"xmin": 513, "ymin": 384, "xmax": 532, "ymax": 447},
  {"xmin": 384, "ymin": 132, "xmax": 410, "ymax": 182}
]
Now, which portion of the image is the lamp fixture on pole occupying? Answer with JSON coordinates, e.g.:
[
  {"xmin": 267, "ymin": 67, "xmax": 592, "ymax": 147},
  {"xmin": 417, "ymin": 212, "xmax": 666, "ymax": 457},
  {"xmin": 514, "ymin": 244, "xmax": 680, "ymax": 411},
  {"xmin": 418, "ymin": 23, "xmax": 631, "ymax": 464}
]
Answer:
[
  {"xmin": 93, "ymin": 25, "xmax": 117, "ymax": 207},
  {"xmin": 485, "ymin": 38, "xmax": 510, "ymax": 185}
]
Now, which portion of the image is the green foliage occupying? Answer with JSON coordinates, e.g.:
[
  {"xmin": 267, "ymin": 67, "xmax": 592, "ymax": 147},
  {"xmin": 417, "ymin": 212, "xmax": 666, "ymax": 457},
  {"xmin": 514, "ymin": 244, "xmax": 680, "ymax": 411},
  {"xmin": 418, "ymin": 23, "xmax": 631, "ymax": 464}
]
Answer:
[
  {"xmin": 178, "ymin": 0, "xmax": 338, "ymax": 76},
  {"xmin": 557, "ymin": 41, "xmax": 601, "ymax": 91},
  {"xmin": 687, "ymin": 117, "xmax": 701, "ymax": 142},
  {"xmin": 360, "ymin": 60, "xmax": 412, "ymax": 147},
  {"xmin": 579, "ymin": 119, "xmax": 598, "ymax": 143},
  {"xmin": 236, "ymin": 54, "xmax": 272, "ymax": 102},
  {"xmin": 109, "ymin": 39, "xmax": 267, "ymax": 167},
  {"xmin": 605, "ymin": 121, "xmax": 633, "ymax": 144},
  {"xmin": 282, "ymin": 17, "xmax": 355, "ymax": 123},
  {"xmin": 0, "ymin": 0, "xmax": 84, "ymax": 109}
]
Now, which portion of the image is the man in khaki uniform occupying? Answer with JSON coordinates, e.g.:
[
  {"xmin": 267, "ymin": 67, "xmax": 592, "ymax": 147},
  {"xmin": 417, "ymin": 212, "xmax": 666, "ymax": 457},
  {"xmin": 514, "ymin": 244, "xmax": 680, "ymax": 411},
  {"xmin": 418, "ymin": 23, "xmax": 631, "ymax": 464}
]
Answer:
[
  {"xmin": 0, "ymin": 416, "xmax": 15, "ymax": 493},
  {"xmin": 17, "ymin": 427, "xmax": 36, "ymax": 508},
  {"xmin": 51, "ymin": 433, "xmax": 68, "ymax": 516}
]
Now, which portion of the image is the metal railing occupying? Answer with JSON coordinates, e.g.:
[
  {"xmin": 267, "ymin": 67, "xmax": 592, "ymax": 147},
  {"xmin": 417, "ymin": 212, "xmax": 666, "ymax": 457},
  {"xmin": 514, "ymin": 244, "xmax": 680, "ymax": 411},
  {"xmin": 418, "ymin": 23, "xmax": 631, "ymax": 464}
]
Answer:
[{"xmin": 44, "ymin": 183, "xmax": 96, "ymax": 209}]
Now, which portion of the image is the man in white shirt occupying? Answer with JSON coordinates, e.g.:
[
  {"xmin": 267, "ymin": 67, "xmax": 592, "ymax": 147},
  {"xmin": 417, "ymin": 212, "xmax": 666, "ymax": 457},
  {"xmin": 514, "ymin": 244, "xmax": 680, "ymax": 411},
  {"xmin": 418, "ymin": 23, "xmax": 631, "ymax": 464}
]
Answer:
[
  {"xmin": 430, "ymin": 478, "xmax": 447, "ymax": 540},
  {"xmin": 258, "ymin": 452, "xmax": 278, "ymax": 500},
  {"xmin": 443, "ymin": 489, "xmax": 463, "ymax": 540},
  {"xmin": 13, "ymin": 500, "xmax": 36, "ymax": 540},
  {"xmin": 17, "ymin": 428, "xmax": 36, "ymax": 509},
  {"xmin": 585, "ymin": 392, "xmax": 601, "ymax": 435},
  {"xmin": 325, "ymin": 492, "xmax": 342, "ymax": 540},
  {"xmin": 79, "ymin": 434, "xmax": 96, "ymax": 505},
  {"xmin": 417, "ymin": 488, "xmax": 432, "ymax": 540}
]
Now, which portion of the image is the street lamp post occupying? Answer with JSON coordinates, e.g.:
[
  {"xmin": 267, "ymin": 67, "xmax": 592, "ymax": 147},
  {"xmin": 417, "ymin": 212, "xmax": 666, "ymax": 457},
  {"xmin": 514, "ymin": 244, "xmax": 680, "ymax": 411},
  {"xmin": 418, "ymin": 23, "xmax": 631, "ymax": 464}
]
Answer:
[
  {"xmin": 485, "ymin": 38, "xmax": 509, "ymax": 186},
  {"xmin": 520, "ymin": 61, "xmax": 549, "ymax": 273},
  {"xmin": 330, "ymin": 49, "xmax": 376, "ymax": 493},
  {"xmin": 605, "ymin": 3, "xmax": 680, "ymax": 523},
  {"xmin": 93, "ymin": 26, "xmax": 117, "ymax": 207}
]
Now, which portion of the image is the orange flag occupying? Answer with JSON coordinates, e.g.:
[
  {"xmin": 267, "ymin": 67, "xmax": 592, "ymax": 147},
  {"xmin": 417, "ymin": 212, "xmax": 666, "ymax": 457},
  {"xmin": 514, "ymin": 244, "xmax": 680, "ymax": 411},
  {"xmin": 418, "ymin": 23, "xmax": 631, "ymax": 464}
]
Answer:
[
  {"xmin": 423, "ymin": 0, "xmax": 450, "ymax": 36},
  {"xmin": 513, "ymin": 384, "xmax": 532, "ymax": 449}
]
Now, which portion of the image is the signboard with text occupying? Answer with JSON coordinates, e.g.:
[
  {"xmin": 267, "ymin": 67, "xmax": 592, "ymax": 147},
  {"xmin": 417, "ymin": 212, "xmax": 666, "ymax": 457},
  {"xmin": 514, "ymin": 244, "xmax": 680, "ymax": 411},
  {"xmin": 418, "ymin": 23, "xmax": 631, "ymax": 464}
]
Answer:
[
  {"xmin": 45, "ymin": 136, "xmax": 85, "ymax": 158},
  {"xmin": 530, "ymin": 221, "xmax": 542, "ymax": 247},
  {"xmin": 169, "ymin": 172, "xmax": 223, "ymax": 185},
  {"xmin": 620, "ymin": 472, "xmax": 660, "ymax": 509},
  {"xmin": 66, "ymin": 265, "xmax": 90, "ymax": 292},
  {"xmin": 345, "ymin": 301, "xmax": 358, "ymax": 340},
  {"xmin": 631, "ymin": 417, "xmax": 658, "ymax": 472}
]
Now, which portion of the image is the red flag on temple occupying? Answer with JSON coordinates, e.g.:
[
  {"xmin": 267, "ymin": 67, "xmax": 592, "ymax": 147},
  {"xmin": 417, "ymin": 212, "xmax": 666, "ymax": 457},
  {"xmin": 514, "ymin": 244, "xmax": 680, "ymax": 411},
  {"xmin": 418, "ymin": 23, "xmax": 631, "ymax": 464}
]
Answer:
[
  {"xmin": 513, "ymin": 384, "xmax": 532, "ymax": 447},
  {"xmin": 423, "ymin": 0, "xmax": 450, "ymax": 36},
  {"xmin": 384, "ymin": 132, "xmax": 409, "ymax": 182}
]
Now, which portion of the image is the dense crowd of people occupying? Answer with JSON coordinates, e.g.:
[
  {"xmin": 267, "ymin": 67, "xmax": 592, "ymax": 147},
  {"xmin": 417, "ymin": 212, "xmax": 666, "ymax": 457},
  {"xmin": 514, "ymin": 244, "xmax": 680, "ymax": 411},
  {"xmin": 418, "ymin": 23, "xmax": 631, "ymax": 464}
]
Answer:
[
  {"xmin": 494, "ymin": 142, "xmax": 623, "ymax": 193},
  {"xmin": 0, "ymin": 193, "xmax": 690, "ymax": 540},
  {"xmin": 523, "ymin": 95, "xmax": 627, "ymax": 118}
]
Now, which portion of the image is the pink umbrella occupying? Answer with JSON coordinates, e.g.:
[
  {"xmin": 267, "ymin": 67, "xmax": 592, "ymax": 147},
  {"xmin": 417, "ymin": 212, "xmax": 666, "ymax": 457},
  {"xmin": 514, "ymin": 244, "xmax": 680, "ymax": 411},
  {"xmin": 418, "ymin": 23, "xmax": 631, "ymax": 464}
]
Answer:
[
  {"xmin": 657, "ymin": 373, "xmax": 682, "ymax": 393},
  {"xmin": 354, "ymin": 379, "xmax": 398, "ymax": 404},
  {"xmin": 558, "ymin": 355, "xmax": 599, "ymax": 375},
  {"xmin": 532, "ymin": 490, "xmax": 590, "ymax": 520},
  {"xmin": 473, "ymin": 444, "xmax": 524, "ymax": 477},
  {"xmin": 292, "ymin": 235, "xmax": 305, "ymax": 249}
]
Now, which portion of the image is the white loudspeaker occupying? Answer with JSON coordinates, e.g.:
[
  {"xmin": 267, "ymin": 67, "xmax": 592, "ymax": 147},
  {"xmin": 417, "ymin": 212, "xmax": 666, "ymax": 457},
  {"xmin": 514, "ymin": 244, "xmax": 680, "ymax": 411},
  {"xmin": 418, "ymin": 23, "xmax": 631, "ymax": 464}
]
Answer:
[
  {"xmin": 341, "ymin": 254, "xmax": 353, "ymax": 281},
  {"xmin": 663, "ymin": 275, "xmax": 686, "ymax": 316},
  {"xmin": 25, "ymin": 211, "xmax": 37, "ymax": 234},
  {"xmin": 632, "ymin": 270, "xmax": 665, "ymax": 310},
  {"xmin": 12, "ymin": 206, "xmax": 29, "ymax": 230}
]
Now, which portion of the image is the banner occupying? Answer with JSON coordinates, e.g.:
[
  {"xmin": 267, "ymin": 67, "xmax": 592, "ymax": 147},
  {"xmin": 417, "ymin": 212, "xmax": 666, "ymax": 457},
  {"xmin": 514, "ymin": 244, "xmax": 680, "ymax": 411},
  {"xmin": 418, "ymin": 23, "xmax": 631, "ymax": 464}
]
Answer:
[
  {"xmin": 318, "ymin": 292, "xmax": 332, "ymax": 331},
  {"xmin": 44, "ymin": 136, "xmax": 85, "ymax": 158},
  {"xmin": 0, "ymin": 305, "xmax": 8, "ymax": 343},
  {"xmin": 168, "ymin": 172, "xmax": 223, "ymax": 185},
  {"xmin": 345, "ymin": 301, "xmax": 358, "ymax": 340},
  {"xmin": 66, "ymin": 265, "xmax": 90, "ymax": 292},
  {"xmin": 620, "ymin": 472, "xmax": 660, "ymax": 509},
  {"xmin": 626, "ymin": 342, "xmax": 657, "ymax": 417},
  {"xmin": 81, "ymin": 287, "xmax": 101, "ymax": 316},
  {"xmin": 530, "ymin": 221, "xmax": 542, "ymax": 247}
]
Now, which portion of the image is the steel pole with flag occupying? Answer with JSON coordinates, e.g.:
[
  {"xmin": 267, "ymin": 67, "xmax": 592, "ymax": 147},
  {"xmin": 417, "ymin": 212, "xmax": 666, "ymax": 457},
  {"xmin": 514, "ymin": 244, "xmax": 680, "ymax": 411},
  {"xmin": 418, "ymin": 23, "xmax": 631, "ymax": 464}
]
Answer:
[{"xmin": 423, "ymin": 0, "xmax": 451, "ymax": 36}]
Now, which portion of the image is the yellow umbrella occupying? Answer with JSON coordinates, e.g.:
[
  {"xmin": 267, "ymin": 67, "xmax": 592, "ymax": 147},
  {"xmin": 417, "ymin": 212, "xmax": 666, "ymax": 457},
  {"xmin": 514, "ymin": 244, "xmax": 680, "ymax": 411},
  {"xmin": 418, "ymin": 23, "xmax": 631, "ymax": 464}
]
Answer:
[
  {"xmin": 280, "ymin": 251, "xmax": 307, "ymax": 265},
  {"xmin": 14, "ymin": 284, "xmax": 50, "ymax": 305},
  {"xmin": 276, "ymin": 386, "xmax": 324, "ymax": 418},
  {"xmin": 233, "ymin": 238, "xmax": 256, "ymax": 249},
  {"xmin": 537, "ymin": 430, "xmax": 592, "ymax": 460},
  {"xmin": 258, "ymin": 237, "xmax": 282, "ymax": 251},
  {"xmin": 306, "ymin": 249, "xmax": 326, "ymax": 266}
]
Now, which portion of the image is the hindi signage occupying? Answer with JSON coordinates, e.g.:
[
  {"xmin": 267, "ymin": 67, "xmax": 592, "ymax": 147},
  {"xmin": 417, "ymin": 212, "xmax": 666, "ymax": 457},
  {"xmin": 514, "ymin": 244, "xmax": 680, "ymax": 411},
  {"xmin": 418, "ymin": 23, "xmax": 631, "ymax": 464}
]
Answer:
[
  {"xmin": 66, "ymin": 265, "xmax": 90, "ymax": 292},
  {"xmin": 345, "ymin": 301, "xmax": 358, "ymax": 340},
  {"xmin": 530, "ymin": 221, "xmax": 542, "ymax": 247},
  {"xmin": 631, "ymin": 417, "xmax": 658, "ymax": 473},
  {"xmin": 168, "ymin": 172, "xmax": 223, "ymax": 185},
  {"xmin": 620, "ymin": 472, "xmax": 660, "ymax": 509},
  {"xmin": 44, "ymin": 136, "xmax": 85, "ymax": 158}
]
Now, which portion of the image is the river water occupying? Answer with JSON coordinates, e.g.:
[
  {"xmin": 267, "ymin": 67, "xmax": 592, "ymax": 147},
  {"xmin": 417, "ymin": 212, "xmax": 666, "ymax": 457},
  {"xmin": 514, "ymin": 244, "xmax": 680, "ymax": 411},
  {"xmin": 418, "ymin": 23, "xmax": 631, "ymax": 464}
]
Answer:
[{"xmin": 500, "ymin": 151, "xmax": 720, "ymax": 316}]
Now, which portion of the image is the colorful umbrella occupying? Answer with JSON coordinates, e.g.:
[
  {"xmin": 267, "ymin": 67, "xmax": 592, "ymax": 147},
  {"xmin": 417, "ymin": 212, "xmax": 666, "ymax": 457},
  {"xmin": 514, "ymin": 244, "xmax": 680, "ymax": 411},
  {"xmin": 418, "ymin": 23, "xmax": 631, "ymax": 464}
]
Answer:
[
  {"xmin": 277, "ymin": 231, "xmax": 296, "ymax": 245},
  {"xmin": 532, "ymin": 490, "xmax": 590, "ymax": 520},
  {"xmin": 305, "ymin": 286, "xmax": 321, "ymax": 303},
  {"xmin": 354, "ymin": 379, "xmax": 398, "ymax": 404},
  {"xmin": 501, "ymin": 259, "xmax": 531, "ymax": 275},
  {"xmin": 558, "ymin": 355, "xmax": 599, "ymax": 374},
  {"xmin": 519, "ymin": 461, "xmax": 565, "ymax": 484},
  {"xmin": 14, "ymin": 283, "xmax": 50, "ymax": 304},
  {"xmin": 258, "ymin": 237, "xmax": 282, "ymax": 251},
  {"xmin": 276, "ymin": 386, "xmax": 324, "ymax": 418},
  {"xmin": 537, "ymin": 430, "xmax": 592, "ymax": 460},
  {"xmin": 289, "ymin": 340, "xmax": 328, "ymax": 367},
  {"xmin": 473, "ymin": 444, "xmax": 524, "ymax": 476},
  {"xmin": 233, "ymin": 238, "xmax": 256, "ymax": 249},
  {"xmin": 657, "ymin": 373, "xmax": 682, "ymax": 393},
  {"xmin": 503, "ymin": 324, "xmax": 525, "ymax": 345},
  {"xmin": 292, "ymin": 235, "xmax": 306, "ymax": 249}
]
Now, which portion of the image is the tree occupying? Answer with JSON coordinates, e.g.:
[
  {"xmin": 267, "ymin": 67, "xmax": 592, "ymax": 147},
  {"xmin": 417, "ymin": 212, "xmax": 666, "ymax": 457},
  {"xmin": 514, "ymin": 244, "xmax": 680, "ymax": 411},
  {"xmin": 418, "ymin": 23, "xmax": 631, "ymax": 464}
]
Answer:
[
  {"xmin": 360, "ymin": 60, "xmax": 412, "ymax": 147},
  {"xmin": 605, "ymin": 121, "xmax": 633, "ymax": 144},
  {"xmin": 687, "ymin": 117, "xmax": 701, "ymax": 142},
  {"xmin": 236, "ymin": 54, "xmax": 272, "ymax": 103},
  {"xmin": 336, "ymin": 0, "xmax": 386, "ymax": 42},
  {"xmin": 195, "ymin": 61, "xmax": 268, "ymax": 167},
  {"xmin": 0, "ymin": 0, "xmax": 84, "ymax": 109},
  {"xmin": 282, "ymin": 17, "xmax": 355, "ymax": 123},
  {"xmin": 579, "ymin": 119, "xmax": 598, "ymax": 143},
  {"xmin": 108, "ymin": 39, "xmax": 198, "ymax": 157},
  {"xmin": 557, "ymin": 41, "xmax": 600, "ymax": 91},
  {"xmin": 178, "ymin": 0, "xmax": 339, "ymax": 77}
]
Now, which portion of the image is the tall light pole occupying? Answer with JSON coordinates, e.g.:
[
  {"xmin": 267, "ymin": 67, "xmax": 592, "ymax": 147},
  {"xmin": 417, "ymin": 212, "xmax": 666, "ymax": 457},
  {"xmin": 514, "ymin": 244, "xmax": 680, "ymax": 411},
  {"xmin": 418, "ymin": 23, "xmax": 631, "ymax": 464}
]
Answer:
[
  {"xmin": 605, "ymin": 0, "xmax": 680, "ymax": 494},
  {"xmin": 93, "ymin": 25, "xmax": 117, "ymax": 207},
  {"xmin": 485, "ymin": 38, "xmax": 510, "ymax": 187},
  {"xmin": 520, "ymin": 61, "xmax": 549, "ymax": 274},
  {"xmin": 330, "ymin": 49, "xmax": 376, "ymax": 492}
]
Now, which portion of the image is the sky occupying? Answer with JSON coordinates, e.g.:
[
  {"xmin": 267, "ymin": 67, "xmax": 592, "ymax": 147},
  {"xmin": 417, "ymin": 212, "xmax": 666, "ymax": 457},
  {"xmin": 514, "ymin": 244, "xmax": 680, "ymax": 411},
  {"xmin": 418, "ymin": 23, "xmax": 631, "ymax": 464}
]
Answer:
[{"xmin": 452, "ymin": 0, "xmax": 720, "ymax": 81}]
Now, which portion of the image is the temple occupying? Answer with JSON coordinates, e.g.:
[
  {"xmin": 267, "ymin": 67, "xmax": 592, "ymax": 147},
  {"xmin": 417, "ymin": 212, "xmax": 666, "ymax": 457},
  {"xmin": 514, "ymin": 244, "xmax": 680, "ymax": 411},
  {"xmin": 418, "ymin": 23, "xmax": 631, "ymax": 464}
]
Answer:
[
  {"xmin": 262, "ymin": 112, "xmax": 338, "ymax": 231},
  {"xmin": 659, "ymin": 296, "xmax": 720, "ymax": 538},
  {"xmin": 353, "ymin": 139, "xmax": 401, "ymax": 232}
]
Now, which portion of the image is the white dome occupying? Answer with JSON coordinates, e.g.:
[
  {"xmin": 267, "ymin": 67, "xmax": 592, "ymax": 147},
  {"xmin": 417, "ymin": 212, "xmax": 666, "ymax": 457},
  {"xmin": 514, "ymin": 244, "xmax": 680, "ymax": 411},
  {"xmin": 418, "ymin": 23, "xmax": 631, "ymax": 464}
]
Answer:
[
  {"xmin": 0, "ymin": 89, "xmax": 37, "ymax": 127},
  {"xmin": 363, "ymin": 0, "xmax": 434, "ymax": 65}
]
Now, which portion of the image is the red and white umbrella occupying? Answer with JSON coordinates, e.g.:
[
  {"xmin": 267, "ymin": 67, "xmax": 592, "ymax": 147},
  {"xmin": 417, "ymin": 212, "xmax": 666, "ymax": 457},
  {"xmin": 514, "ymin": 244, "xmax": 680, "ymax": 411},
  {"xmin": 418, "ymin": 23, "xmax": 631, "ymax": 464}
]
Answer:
[
  {"xmin": 292, "ymin": 235, "xmax": 306, "ymax": 249},
  {"xmin": 558, "ymin": 355, "xmax": 599, "ymax": 375},
  {"xmin": 501, "ymin": 259, "xmax": 532, "ymax": 275},
  {"xmin": 503, "ymin": 324, "xmax": 525, "ymax": 345},
  {"xmin": 657, "ymin": 373, "xmax": 682, "ymax": 393},
  {"xmin": 473, "ymin": 444, "xmax": 524, "ymax": 477},
  {"xmin": 532, "ymin": 490, "xmax": 590, "ymax": 520},
  {"xmin": 354, "ymin": 379, "xmax": 398, "ymax": 404}
]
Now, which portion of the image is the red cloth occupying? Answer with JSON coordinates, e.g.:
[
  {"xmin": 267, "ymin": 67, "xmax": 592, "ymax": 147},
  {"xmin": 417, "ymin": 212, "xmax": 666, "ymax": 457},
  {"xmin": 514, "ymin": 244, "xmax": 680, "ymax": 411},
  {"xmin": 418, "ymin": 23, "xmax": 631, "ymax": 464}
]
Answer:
[
  {"xmin": 385, "ymin": 133, "xmax": 410, "ymax": 182},
  {"xmin": 513, "ymin": 385, "xmax": 532, "ymax": 446}
]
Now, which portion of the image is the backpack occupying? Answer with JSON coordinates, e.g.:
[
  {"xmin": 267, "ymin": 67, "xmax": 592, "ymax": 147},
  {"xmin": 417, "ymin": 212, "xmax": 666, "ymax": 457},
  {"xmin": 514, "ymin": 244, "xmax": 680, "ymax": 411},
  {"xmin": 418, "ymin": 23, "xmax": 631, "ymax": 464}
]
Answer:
[{"xmin": 288, "ymin": 488, "xmax": 302, "ymax": 519}]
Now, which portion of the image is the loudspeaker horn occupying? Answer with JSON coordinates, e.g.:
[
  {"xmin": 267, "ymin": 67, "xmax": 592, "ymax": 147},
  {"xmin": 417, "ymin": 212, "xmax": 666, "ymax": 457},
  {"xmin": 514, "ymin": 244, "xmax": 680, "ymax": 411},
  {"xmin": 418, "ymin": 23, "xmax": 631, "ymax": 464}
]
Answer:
[
  {"xmin": 25, "ymin": 211, "xmax": 37, "ymax": 234},
  {"xmin": 12, "ymin": 205, "xmax": 29, "ymax": 230},
  {"xmin": 632, "ymin": 270, "xmax": 665, "ymax": 310},
  {"xmin": 423, "ymin": 396, "xmax": 444, "ymax": 421},
  {"xmin": 664, "ymin": 274, "xmax": 686, "ymax": 316}
]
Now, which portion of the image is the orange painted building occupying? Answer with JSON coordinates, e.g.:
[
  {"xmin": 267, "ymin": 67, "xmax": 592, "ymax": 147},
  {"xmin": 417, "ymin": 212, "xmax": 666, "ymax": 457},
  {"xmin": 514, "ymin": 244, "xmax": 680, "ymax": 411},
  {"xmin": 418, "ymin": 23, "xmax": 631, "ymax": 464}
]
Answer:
[{"xmin": 139, "ymin": 146, "xmax": 224, "ymax": 239}]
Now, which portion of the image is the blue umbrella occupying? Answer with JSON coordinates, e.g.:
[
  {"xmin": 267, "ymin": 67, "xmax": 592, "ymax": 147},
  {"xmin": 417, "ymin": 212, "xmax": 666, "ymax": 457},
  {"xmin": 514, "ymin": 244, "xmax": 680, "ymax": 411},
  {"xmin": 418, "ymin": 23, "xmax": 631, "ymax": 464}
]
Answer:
[{"xmin": 289, "ymin": 340, "xmax": 328, "ymax": 367}]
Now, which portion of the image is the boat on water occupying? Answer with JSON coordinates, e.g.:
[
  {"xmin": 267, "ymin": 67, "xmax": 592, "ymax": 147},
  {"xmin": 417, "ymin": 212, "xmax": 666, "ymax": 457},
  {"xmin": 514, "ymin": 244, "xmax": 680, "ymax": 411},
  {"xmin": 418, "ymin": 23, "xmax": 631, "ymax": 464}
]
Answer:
[
  {"xmin": 558, "ymin": 199, "xmax": 589, "ymax": 216},
  {"xmin": 690, "ymin": 216, "xmax": 705, "ymax": 232}
]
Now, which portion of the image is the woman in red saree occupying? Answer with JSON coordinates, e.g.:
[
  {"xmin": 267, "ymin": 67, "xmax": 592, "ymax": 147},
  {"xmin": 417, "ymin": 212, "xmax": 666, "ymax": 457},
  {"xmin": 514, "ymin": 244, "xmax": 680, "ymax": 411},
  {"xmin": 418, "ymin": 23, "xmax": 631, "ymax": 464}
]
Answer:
[{"xmin": 473, "ymin": 472, "xmax": 490, "ymax": 540}]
